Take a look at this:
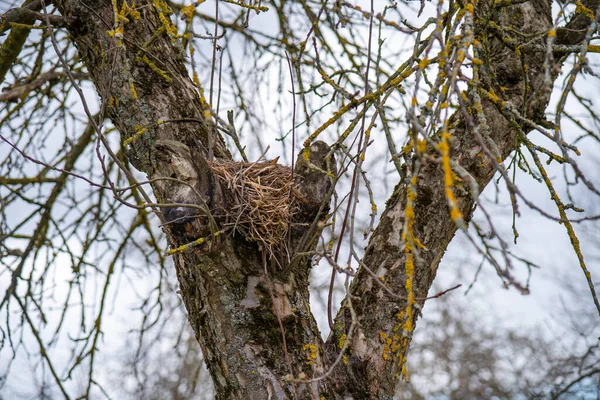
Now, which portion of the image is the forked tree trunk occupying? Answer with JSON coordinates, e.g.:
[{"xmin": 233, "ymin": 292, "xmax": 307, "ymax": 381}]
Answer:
[{"xmin": 52, "ymin": 0, "xmax": 595, "ymax": 398}]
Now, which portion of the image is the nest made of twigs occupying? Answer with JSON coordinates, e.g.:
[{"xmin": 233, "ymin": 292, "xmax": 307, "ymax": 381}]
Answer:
[{"xmin": 209, "ymin": 160, "xmax": 303, "ymax": 257}]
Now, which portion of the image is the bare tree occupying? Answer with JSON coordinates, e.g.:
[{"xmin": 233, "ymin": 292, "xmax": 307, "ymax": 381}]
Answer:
[
  {"xmin": 112, "ymin": 250, "xmax": 600, "ymax": 399},
  {"xmin": 399, "ymin": 284, "xmax": 600, "ymax": 399},
  {"xmin": 1, "ymin": 0, "xmax": 599, "ymax": 398}
]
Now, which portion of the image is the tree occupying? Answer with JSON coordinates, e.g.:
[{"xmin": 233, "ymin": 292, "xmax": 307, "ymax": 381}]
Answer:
[
  {"xmin": 398, "ymin": 277, "xmax": 600, "ymax": 399},
  {"xmin": 111, "ymin": 257, "xmax": 600, "ymax": 399},
  {"xmin": 1, "ymin": 0, "xmax": 599, "ymax": 398}
]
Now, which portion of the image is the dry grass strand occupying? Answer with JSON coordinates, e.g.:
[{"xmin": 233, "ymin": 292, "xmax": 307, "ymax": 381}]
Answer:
[{"xmin": 209, "ymin": 160, "xmax": 303, "ymax": 258}]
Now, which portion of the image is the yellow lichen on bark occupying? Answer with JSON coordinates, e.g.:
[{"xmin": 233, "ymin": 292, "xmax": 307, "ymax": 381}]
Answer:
[
  {"xmin": 302, "ymin": 343, "xmax": 318, "ymax": 365},
  {"xmin": 438, "ymin": 122, "xmax": 463, "ymax": 222},
  {"xmin": 167, "ymin": 230, "xmax": 224, "ymax": 255}
]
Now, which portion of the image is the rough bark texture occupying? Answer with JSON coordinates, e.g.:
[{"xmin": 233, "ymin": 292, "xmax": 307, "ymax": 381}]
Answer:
[
  {"xmin": 328, "ymin": 1, "xmax": 557, "ymax": 395},
  {"xmin": 52, "ymin": 0, "xmax": 596, "ymax": 398}
]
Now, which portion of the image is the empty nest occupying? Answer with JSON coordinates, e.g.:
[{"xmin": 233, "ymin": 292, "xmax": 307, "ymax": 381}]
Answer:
[{"xmin": 209, "ymin": 160, "xmax": 304, "ymax": 257}]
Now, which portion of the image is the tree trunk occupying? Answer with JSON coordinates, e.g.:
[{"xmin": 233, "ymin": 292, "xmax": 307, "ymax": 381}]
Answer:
[{"xmin": 52, "ymin": 0, "xmax": 596, "ymax": 398}]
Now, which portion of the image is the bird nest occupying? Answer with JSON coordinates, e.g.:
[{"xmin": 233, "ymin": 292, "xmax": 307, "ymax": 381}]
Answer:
[{"xmin": 209, "ymin": 160, "xmax": 303, "ymax": 258}]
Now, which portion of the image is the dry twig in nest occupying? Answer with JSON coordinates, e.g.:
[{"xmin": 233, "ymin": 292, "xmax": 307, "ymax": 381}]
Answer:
[{"xmin": 209, "ymin": 160, "xmax": 303, "ymax": 258}]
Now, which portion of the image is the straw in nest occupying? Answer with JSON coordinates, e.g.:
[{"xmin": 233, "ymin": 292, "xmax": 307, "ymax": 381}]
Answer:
[{"xmin": 209, "ymin": 160, "xmax": 303, "ymax": 258}]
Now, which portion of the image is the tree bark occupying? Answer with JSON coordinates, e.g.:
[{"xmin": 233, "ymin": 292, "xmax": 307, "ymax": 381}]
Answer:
[
  {"xmin": 0, "ymin": 0, "xmax": 40, "ymax": 82},
  {"xmin": 51, "ymin": 0, "xmax": 597, "ymax": 398}
]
